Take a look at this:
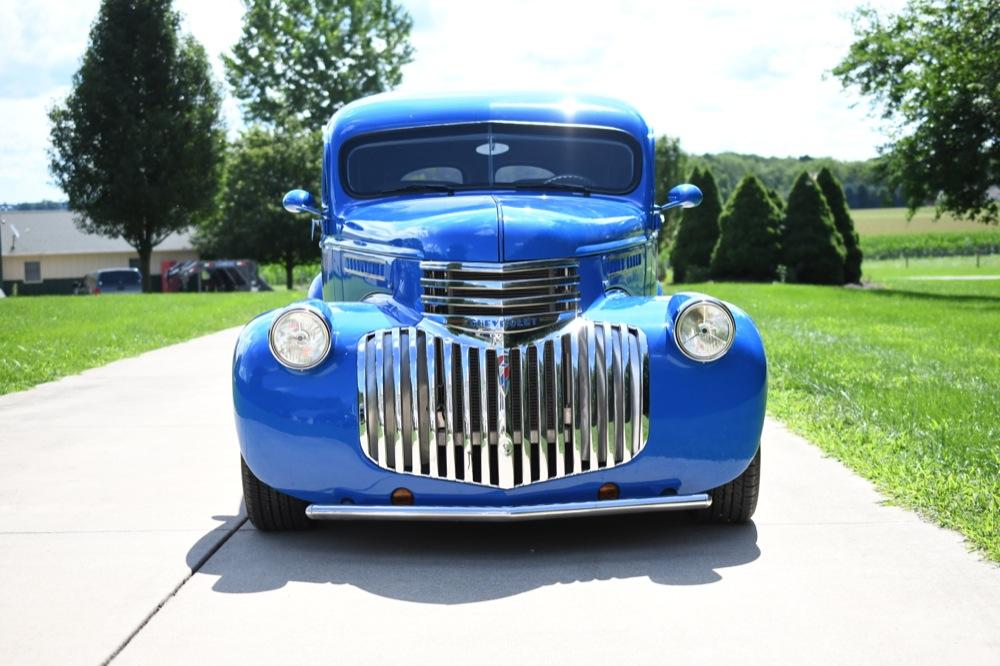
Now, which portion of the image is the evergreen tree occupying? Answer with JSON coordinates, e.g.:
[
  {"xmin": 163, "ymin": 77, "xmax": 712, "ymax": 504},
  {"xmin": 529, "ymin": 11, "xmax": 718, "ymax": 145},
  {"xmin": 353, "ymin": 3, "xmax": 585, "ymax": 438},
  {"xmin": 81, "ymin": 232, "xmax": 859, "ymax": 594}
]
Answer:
[
  {"xmin": 48, "ymin": 0, "xmax": 224, "ymax": 291},
  {"xmin": 816, "ymin": 167, "xmax": 863, "ymax": 283},
  {"xmin": 670, "ymin": 167, "xmax": 722, "ymax": 283},
  {"xmin": 783, "ymin": 172, "xmax": 847, "ymax": 285},
  {"xmin": 767, "ymin": 187, "xmax": 785, "ymax": 213},
  {"xmin": 710, "ymin": 175, "xmax": 783, "ymax": 281}
]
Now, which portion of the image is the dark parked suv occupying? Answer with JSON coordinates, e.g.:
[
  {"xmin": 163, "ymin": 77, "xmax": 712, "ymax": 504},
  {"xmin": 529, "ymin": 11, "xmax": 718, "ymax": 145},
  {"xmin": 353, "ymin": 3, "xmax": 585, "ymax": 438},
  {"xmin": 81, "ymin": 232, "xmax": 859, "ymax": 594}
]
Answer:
[{"xmin": 75, "ymin": 268, "xmax": 143, "ymax": 295}]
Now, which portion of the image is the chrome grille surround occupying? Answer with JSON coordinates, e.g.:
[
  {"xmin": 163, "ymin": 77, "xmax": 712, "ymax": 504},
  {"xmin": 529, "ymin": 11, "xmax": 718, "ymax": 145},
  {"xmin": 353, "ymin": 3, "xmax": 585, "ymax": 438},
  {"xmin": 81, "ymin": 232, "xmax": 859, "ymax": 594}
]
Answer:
[
  {"xmin": 356, "ymin": 320, "xmax": 649, "ymax": 489},
  {"xmin": 420, "ymin": 259, "xmax": 580, "ymax": 338}
]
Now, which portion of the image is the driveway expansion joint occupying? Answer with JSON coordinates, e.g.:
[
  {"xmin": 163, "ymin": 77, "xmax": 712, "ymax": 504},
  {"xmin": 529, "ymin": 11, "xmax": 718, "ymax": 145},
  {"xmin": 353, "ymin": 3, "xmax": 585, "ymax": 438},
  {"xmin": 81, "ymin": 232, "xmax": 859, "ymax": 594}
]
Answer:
[{"xmin": 102, "ymin": 515, "xmax": 248, "ymax": 665}]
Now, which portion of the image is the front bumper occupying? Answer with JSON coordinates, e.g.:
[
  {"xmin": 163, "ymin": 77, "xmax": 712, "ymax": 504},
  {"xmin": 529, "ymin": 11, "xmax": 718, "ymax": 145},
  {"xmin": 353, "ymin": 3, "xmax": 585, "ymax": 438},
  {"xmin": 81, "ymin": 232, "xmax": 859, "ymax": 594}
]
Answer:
[{"xmin": 306, "ymin": 493, "xmax": 711, "ymax": 521}]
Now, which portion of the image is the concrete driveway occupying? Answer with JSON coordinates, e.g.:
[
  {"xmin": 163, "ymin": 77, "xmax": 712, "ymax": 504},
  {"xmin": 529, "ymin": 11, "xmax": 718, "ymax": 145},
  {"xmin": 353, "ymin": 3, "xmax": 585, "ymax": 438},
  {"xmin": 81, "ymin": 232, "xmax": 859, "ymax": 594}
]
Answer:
[{"xmin": 1, "ymin": 328, "xmax": 998, "ymax": 665}]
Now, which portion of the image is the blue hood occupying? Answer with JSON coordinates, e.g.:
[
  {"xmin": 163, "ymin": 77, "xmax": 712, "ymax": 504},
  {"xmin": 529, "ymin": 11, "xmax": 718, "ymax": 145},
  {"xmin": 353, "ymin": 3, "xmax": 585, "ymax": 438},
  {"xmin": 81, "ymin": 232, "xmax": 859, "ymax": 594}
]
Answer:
[
  {"xmin": 338, "ymin": 193, "xmax": 647, "ymax": 262},
  {"xmin": 495, "ymin": 194, "xmax": 646, "ymax": 260}
]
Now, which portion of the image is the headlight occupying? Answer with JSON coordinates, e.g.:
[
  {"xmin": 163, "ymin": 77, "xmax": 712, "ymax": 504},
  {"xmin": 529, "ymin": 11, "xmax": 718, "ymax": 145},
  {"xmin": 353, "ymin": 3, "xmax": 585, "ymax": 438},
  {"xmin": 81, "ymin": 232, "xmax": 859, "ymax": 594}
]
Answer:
[
  {"xmin": 674, "ymin": 299, "xmax": 735, "ymax": 362},
  {"xmin": 268, "ymin": 307, "xmax": 331, "ymax": 370}
]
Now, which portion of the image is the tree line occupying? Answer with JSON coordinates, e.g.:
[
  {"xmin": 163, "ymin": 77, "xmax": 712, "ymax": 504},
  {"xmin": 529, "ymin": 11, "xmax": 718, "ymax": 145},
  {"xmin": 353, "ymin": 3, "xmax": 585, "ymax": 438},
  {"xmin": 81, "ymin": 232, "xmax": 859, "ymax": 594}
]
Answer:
[
  {"xmin": 48, "ymin": 0, "xmax": 996, "ymax": 291},
  {"xmin": 656, "ymin": 146, "xmax": 904, "ymax": 213}
]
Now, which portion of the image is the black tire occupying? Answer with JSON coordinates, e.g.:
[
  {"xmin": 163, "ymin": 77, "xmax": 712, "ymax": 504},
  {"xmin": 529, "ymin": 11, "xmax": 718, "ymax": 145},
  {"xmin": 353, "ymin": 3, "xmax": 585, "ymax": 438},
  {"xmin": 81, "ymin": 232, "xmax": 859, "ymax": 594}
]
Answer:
[
  {"xmin": 241, "ymin": 456, "xmax": 314, "ymax": 531},
  {"xmin": 698, "ymin": 446, "xmax": 761, "ymax": 524}
]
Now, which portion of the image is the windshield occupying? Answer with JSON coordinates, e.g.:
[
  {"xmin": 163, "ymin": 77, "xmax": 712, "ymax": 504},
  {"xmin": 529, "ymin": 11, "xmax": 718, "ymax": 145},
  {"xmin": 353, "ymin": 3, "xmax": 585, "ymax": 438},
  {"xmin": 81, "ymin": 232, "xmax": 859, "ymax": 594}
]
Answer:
[{"xmin": 342, "ymin": 123, "xmax": 641, "ymax": 197}]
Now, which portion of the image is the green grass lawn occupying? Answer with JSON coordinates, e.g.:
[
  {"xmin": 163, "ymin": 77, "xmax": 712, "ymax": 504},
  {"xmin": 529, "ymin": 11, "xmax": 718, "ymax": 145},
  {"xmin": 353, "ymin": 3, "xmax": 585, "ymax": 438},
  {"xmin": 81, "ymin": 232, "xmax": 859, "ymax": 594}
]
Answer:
[
  {"xmin": 864, "ymin": 254, "xmax": 1000, "ymax": 280},
  {"xmin": 684, "ymin": 277, "xmax": 1000, "ymax": 559},
  {"xmin": 0, "ymin": 291, "xmax": 303, "ymax": 395}
]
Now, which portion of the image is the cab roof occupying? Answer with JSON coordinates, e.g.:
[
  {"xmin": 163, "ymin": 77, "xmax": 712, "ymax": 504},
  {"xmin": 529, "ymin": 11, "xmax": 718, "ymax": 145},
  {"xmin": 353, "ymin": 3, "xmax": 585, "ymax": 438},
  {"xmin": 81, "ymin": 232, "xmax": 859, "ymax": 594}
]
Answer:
[{"xmin": 325, "ymin": 91, "xmax": 652, "ymax": 146}]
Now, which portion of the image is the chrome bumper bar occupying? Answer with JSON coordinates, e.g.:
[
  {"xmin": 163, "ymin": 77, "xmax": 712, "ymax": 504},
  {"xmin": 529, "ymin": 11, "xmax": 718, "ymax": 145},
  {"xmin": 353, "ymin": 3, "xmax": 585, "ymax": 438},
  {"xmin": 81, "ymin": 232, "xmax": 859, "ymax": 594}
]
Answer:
[{"xmin": 305, "ymin": 493, "xmax": 711, "ymax": 522}]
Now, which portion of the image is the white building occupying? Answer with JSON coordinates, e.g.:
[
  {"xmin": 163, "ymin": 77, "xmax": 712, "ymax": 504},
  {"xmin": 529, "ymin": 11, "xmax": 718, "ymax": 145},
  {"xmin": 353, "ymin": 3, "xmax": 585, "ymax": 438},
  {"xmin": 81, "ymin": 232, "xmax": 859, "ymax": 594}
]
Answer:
[{"xmin": 0, "ymin": 210, "xmax": 198, "ymax": 295}]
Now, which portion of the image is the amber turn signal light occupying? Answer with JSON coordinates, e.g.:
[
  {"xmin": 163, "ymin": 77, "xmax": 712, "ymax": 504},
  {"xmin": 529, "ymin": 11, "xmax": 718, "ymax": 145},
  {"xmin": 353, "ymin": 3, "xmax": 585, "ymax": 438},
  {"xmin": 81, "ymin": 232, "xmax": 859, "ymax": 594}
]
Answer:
[
  {"xmin": 597, "ymin": 483, "xmax": 620, "ymax": 501},
  {"xmin": 391, "ymin": 488, "xmax": 414, "ymax": 506}
]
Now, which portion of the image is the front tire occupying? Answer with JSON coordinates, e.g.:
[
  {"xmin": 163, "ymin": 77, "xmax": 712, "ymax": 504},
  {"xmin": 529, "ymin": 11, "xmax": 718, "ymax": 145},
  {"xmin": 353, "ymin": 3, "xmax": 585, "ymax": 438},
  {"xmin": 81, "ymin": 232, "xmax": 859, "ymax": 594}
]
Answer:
[
  {"xmin": 698, "ymin": 446, "xmax": 761, "ymax": 523},
  {"xmin": 241, "ymin": 457, "xmax": 314, "ymax": 531}
]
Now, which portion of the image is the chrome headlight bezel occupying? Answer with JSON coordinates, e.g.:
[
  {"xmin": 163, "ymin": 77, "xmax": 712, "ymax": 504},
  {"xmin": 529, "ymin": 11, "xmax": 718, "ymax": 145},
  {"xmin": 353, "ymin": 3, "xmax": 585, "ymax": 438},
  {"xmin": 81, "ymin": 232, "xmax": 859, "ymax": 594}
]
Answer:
[
  {"xmin": 673, "ymin": 298, "xmax": 736, "ymax": 363},
  {"xmin": 268, "ymin": 306, "xmax": 332, "ymax": 371}
]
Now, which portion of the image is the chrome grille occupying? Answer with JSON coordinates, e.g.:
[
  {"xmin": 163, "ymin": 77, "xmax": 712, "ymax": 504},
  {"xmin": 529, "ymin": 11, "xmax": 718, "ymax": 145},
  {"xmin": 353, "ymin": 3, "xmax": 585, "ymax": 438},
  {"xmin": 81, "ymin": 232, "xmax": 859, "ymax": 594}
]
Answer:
[
  {"xmin": 420, "ymin": 259, "xmax": 580, "ymax": 336},
  {"xmin": 356, "ymin": 321, "xmax": 649, "ymax": 489}
]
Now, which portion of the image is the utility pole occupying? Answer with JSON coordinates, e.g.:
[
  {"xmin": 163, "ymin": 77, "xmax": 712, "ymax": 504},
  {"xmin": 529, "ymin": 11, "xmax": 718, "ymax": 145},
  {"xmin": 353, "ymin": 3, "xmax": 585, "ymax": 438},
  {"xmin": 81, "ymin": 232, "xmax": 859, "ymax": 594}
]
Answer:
[{"xmin": 0, "ymin": 210, "xmax": 6, "ymax": 289}]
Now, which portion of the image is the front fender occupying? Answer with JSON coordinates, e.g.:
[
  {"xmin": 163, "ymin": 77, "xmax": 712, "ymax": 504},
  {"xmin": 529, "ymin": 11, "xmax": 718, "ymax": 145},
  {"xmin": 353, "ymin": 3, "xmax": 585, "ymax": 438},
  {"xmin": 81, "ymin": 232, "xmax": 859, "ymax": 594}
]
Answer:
[
  {"xmin": 234, "ymin": 292, "xmax": 766, "ymax": 504},
  {"xmin": 588, "ymin": 292, "xmax": 767, "ymax": 485}
]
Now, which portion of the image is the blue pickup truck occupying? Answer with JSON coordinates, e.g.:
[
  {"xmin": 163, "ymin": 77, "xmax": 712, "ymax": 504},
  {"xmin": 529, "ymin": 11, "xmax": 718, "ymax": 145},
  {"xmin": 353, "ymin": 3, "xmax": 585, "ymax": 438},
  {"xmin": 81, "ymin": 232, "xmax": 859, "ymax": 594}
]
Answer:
[{"xmin": 232, "ymin": 92, "xmax": 767, "ymax": 530}]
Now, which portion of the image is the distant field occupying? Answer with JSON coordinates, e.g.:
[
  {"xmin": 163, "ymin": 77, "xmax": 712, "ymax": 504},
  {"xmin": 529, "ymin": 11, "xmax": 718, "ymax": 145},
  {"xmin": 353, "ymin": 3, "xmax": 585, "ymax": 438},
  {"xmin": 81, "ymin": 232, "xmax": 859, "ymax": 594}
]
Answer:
[
  {"xmin": 852, "ymin": 206, "xmax": 985, "ymax": 235},
  {"xmin": 0, "ymin": 291, "xmax": 303, "ymax": 395}
]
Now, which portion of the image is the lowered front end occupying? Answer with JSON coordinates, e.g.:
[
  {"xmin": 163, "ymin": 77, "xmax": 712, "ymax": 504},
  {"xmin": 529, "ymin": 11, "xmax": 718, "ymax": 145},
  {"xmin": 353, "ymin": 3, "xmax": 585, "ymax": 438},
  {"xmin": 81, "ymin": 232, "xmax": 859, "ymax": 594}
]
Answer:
[{"xmin": 234, "ymin": 257, "xmax": 767, "ymax": 521}]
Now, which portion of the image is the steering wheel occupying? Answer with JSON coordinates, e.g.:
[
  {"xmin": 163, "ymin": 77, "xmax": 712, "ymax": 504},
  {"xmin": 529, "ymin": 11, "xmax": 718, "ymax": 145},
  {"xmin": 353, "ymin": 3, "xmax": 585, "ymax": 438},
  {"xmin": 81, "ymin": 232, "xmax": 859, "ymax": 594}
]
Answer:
[{"xmin": 543, "ymin": 174, "xmax": 595, "ymax": 188}]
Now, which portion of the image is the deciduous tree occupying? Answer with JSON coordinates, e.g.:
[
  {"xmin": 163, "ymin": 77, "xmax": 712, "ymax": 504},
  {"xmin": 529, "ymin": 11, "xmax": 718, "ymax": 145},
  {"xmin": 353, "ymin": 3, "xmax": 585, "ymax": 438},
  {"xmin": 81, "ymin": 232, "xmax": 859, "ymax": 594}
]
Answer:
[
  {"xmin": 834, "ymin": 0, "xmax": 999, "ymax": 223},
  {"xmin": 224, "ymin": 0, "xmax": 414, "ymax": 126},
  {"xmin": 195, "ymin": 127, "xmax": 321, "ymax": 289},
  {"xmin": 48, "ymin": 0, "xmax": 224, "ymax": 291}
]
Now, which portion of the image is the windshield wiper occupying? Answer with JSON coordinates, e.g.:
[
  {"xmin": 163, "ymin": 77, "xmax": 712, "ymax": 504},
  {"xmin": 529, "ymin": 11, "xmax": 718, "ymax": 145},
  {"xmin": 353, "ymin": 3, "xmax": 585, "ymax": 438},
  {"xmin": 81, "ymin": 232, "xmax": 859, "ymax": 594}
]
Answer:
[
  {"xmin": 376, "ymin": 183, "xmax": 456, "ymax": 196},
  {"xmin": 512, "ymin": 183, "xmax": 592, "ymax": 196}
]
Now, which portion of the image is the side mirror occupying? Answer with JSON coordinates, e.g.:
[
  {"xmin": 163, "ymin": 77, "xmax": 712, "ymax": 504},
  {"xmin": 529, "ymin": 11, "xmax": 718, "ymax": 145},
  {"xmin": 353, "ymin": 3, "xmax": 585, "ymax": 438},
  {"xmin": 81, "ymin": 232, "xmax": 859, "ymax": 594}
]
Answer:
[
  {"xmin": 282, "ymin": 189, "xmax": 322, "ymax": 216},
  {"xmin": 659, "ymin": 184, "xmax": 703, "ymax": 211}
]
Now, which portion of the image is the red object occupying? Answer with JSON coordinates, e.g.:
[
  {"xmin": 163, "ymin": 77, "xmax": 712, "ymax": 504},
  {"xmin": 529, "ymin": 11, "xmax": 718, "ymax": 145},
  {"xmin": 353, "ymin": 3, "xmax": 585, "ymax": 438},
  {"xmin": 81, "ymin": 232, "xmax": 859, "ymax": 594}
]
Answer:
[
  {"xmin": 93, "ymin": 287, "xmax": 101, "ymax": 295},
  {"xmin": 161, "ymin": 260, "xmax": 177, "ymax": 292}
]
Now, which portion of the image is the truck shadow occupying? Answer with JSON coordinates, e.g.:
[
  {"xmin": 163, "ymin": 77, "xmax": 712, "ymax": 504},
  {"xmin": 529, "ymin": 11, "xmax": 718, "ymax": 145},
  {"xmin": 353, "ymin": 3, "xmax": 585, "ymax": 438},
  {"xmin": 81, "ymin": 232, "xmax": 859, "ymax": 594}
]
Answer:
[{"xmin": 188, "ymin": 508, "xmax": 760, "ymax": 604}]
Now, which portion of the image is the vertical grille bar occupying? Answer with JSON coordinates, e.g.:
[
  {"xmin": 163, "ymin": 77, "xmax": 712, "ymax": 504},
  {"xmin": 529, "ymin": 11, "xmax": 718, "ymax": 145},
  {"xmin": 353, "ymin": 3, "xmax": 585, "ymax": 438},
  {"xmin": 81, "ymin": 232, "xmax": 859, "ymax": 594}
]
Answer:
[
  {"xmin": 357, "ymin": 323, "xmax": 649, "ymax": 489},
  {"xmin": 579, "ymin": 324, "xmax": 592, "ymax": 469},
  {"xmin": 497, "ymin": 349, "xmax": 513, "ymax": 488},
  {"xmin": 639, "ymin": 330, "xmax": 650, "ymax": 447},
  {"xmin": 521, "ymin": 345, "xmax": 532, "ymax": 481},
  {"xmin": 594, "ymin": 324, "xmax": 608, "ymax": 467},
  {"xmin": 552, "ymin": 334, "xmax": 566, "ymax": 475},
  {"xmin": 443, "ymin": 341, "xmax": 456, "ymax": 480},
  {"xmin": 628, "ymin": 330, "xmax": 642, "ymax": 460},
  {"xmin": 391, "ymin": 329, "xmax": 405, "ymax": 472},
  {"xmin": 374, "ymin": 334, "xmax": 388, "ymax": 466},
  {"xmin": 546, "ymin": 341, "xmax": 559, "ymax": 479},
  {"xmin": 414, "ymin": 331, "xmax": 429, "ymax": 471},
  {"xmin": 392, "ymin": 328, "xmax": 413, "ymax": 472},
  {"xmin": 534, "ymin": 341, "xmax": 545, "ymax": 481},
  {"xmin": 425, "ymin": 334, "xmax": 440, "ymax": 475},
  {"xmin": 363, "ymin": 335, "xmax": 379, "ymax": 458},
  {"xmin": 620, "ymin": 327, "xmax": 633, "ymax": 463},
  {"xmin": 569, "ymin": 326, "xmax": 583, "ymax": 474},
  {"xmin": 611, "ymin": 326, "xmax": 625, "ymax": 464},
  {"xmin": 477, "ymin": 347, "xmax": 490, "ymax": 484},
  {"xmin": 459, "ymin": 344, "xmax": 472, "ymax": 480},
  {"xmin": 467, "ymin": 346, "xmax": 481, "ymax": 482},
  {"xmin": 405, "ymin": 329, "xmax": 419, "ymax": 470},
  {"xmin": 604, "ymin": 324, "xmax": 616, "ymax": 467}
]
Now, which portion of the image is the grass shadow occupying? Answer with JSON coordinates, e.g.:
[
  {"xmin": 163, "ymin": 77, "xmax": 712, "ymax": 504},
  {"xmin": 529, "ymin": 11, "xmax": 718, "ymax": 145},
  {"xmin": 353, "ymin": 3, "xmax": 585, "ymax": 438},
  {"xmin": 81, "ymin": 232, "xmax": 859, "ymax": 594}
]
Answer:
[{"xmin": 863, "ymin": 286, "xmax": 1000, "ymax": 305}]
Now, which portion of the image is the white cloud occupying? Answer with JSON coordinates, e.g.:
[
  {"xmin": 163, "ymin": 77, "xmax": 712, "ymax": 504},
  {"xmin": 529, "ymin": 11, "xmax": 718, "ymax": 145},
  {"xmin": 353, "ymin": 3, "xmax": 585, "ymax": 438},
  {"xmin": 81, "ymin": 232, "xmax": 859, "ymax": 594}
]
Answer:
[
  {"xmin": 0, "ymin": 0, "xmax": 903, "ymax": 202},
  {"xmin": 0, "ymin": 0, "xmax": 244, "ymax": 202},
  {"xmin": 398, "ymin": 0, "xmax": 904, "ymax": 161}
]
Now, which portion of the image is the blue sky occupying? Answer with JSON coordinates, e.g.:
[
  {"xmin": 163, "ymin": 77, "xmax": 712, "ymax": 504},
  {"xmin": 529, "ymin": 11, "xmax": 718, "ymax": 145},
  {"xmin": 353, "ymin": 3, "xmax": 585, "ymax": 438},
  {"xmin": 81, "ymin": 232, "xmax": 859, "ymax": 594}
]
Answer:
[{"xmin": 0, "ymin": 0, "xmax": 903, "ymax": 202}]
